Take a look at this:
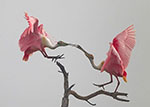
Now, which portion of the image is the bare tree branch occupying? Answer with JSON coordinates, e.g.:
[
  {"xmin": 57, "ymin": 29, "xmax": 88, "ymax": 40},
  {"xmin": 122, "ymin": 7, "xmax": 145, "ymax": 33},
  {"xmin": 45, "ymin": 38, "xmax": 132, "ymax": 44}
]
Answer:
[
  {"xmin": 56, "ymin": 61, "xmax": 129, "ymax": 107},
  {"xmin": 69, "ymin": 90, "xmax": 129, "ymax": 104},
  {"xmin": 56, "ymin": 61, "xmax": 69, "ymax": 107}
]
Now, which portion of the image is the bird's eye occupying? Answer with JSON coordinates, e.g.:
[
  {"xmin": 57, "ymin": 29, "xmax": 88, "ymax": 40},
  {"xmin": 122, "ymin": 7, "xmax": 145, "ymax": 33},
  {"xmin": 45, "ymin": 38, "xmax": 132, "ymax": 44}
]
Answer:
[
  {"xmin": 58, "ymin": 41, "xmax": 63, "ymax": 44},
  {"xmin": 91, "ymin": 55, "xmax": 94, "ymax": 59},
  {"xmin": 58, "ymin": 42, "xmax": 61, "ymax": 44}
]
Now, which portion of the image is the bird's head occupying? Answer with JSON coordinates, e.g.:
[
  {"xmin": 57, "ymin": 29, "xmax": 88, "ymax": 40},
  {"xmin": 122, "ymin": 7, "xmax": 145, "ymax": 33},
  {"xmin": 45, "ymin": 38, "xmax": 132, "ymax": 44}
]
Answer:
[
  {"xmin": 57, "ymin": 41, "xmax": 78, "ymax": 48},
  {"xmin": 57, "ymin": 41, "xmax": 71, "ymax": 47},
  {"xmin": 85, "ymin": 53, "xmax": 94, "ymax": 60}
]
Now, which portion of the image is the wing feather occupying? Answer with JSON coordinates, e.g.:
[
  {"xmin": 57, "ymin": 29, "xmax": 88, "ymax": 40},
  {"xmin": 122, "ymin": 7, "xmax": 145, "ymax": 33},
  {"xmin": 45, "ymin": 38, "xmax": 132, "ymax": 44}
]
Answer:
[
  {"xmin": 24, "ymin": 12, "xmax": 39, "ymax": 33},
  {"xmin": 112, "ymin": 25, "xmax": 136, "ymax": 68},
  {"xmin": 101, "ymin": 44, "xmax": 124, "ymax": 76},
  {"xmin": 19, "ymin": 13, "xmax": 40, "ymax": 51}
]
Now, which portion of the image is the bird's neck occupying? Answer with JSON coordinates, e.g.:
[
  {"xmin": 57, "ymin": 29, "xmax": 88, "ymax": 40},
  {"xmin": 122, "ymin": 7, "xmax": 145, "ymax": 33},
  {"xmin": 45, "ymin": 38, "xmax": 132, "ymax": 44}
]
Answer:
[
  {"xmin": 47, "ymin": 43, "xmax": 58, "ymax": 49},
  {"xmin": 89, "ymin": 59, "xmax": 101, "ymax": 70},
  {"xmin": 42, "ymin": 36, "xmax": 58, "ymax": 50}
]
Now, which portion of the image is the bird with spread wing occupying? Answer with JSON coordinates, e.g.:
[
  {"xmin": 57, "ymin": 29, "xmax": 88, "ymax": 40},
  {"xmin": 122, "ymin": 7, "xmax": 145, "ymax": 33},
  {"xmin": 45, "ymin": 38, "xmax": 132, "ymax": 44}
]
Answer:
[{"xmin": 76, "ymin": 25, "xmax": 136, "ymax": 92}]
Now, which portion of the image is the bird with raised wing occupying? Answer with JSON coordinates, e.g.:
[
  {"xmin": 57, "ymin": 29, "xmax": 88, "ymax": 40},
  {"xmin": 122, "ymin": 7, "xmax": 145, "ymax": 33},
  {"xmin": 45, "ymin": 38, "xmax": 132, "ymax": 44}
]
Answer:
[
  {"xmin": 19, "ymin": 13, "xmax": 75, "ymax": 61},
  {"xmin": 76, "ymin": 25, "xmax": 136, "ymax": 92}
]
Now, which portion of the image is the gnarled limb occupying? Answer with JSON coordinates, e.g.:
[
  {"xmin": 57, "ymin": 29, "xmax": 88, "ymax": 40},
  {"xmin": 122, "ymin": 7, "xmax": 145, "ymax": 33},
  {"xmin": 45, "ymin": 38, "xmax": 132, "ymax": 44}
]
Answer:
[
  {"xmin": 56, "ymin": 61, "xmax": 129, "ymax": 107},
  {"xmin": 56, "ymin": 62, "xmax": 69, "ymax": 107},
  {"xmin": 69, "ymin": 90, "xmax": 129, "ymax": 105}
]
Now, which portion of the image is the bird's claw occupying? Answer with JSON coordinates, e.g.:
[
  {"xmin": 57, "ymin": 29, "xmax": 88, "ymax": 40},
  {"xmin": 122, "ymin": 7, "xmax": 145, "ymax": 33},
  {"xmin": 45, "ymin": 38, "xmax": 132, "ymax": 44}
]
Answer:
[
  {"xmin": 93, "ymin": 83, "xmax": 105, "ymax": 90},
  {"xmin": 113, "ymin": 91, "xmax": 119, "ymax": 95},
  {"xmin": 51, "ymin": 54, "xmax": 64, "ymax": 62}
]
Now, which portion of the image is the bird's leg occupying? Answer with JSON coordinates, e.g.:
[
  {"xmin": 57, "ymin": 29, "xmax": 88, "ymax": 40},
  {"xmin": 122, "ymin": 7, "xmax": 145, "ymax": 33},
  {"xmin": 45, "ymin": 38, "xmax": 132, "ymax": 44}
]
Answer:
[
  {"xmin": 40, "ymin": 50, "xmax": 64, "ymax": 62},
  {"xmin": 114, "ymin": 76, "xmax": 120, "ymax": 93},
  {"xmin": 50, "ymin": 54, "xmax": 64, "ymax": 62},
  {"xmin": 93, "ymin": 74, "xmax": 113, "ymax": 90},
  {"xmin": 40, "ymin": 51, "xmax": 47, "ymax": 57}
]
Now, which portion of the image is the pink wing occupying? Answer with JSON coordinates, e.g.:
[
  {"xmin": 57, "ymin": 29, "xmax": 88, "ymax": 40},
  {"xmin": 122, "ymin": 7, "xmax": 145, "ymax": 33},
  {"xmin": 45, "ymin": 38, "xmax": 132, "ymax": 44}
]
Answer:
[
  {"xmin": 24, "ymin": 12, "xmax": 39, "ymax": 33},
  {"xmin": 19, "ymin": 13, "xmax": 40, "ymax": 51},
  {"xmin": 112, "ymin": 25, "xmax": 136, "ymax": 68},
  {"xmin": 19, "ymin": 29, "xmax": 41, "ymax": 51},
  {"xmin": 101, "ymin": 44, "xmax": 124, "ymax": 76}
]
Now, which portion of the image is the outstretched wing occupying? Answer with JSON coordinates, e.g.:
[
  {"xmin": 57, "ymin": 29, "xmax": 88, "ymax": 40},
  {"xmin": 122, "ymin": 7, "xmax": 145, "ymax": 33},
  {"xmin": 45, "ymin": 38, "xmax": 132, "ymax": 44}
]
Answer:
[
  {"xmin": 101, "ymin": 44, "xmax": 124, "ymax": 76},
  {"xmin": 19, "ymin": 13, "xmax": 40, "ymax": 51},
  {"xmin": 112, "ymin": 25, "xmax": 136, "ymax": 68}
]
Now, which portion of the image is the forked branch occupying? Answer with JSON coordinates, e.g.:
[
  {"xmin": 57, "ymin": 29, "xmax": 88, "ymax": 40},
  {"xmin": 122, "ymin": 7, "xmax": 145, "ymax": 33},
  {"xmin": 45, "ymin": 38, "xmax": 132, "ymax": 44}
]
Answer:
[{"xmin": 56, "ymin": 61, "xmax": 129, "ymax": 107}]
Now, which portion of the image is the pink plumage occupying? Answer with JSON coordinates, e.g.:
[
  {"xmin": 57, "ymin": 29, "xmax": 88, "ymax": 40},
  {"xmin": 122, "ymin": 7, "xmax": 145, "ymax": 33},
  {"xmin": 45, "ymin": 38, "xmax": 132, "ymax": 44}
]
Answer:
[
  {"xmin": 101, "ymin": 44, "xmax": 125, "ymax": 77},
  {"xmin": 101, "ymin": 25, "xmax": 135, "ymax": 76},
  {"xmin": 100, "ymin": 25, "xmax": 135, "ymax": 92},
  {"xmin": 112, "ymin": 25, "xmax": 136, "ymax": 68},
  {"xmin": 19, "ymin": 13, "xmax": 57, "ymax": 61}
]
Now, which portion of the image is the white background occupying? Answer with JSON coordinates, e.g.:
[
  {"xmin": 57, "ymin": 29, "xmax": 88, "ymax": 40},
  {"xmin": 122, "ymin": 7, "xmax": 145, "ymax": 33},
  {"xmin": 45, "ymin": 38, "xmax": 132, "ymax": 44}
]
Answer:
[{"xmin": 0, "ymin": 0, "xmax": 149, "ymax": 107}]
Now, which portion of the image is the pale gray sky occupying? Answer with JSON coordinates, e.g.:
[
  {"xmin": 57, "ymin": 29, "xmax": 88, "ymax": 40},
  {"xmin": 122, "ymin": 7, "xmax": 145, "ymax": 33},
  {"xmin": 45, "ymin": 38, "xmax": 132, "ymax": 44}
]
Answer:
[{"xmin": 0, "ymin": 0, "xmax": 149, "ymax": 107}]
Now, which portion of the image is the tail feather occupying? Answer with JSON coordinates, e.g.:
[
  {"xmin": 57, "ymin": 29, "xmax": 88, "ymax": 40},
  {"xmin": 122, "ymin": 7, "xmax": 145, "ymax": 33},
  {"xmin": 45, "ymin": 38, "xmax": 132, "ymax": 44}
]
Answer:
[{"xmin": 23, "ymin": 53, "xmax": 29, "ymax": 61}]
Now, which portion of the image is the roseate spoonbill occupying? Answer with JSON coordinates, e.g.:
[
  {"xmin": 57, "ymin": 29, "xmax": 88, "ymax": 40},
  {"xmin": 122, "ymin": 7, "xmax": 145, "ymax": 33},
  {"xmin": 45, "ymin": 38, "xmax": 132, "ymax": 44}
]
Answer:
[
  {"xmin": 19, "ymin": 13, "xmax": 75, "ymax": 61},
  {"xmin": 76, "ymin": 25, "xmax": 136, "ymax": 92}
]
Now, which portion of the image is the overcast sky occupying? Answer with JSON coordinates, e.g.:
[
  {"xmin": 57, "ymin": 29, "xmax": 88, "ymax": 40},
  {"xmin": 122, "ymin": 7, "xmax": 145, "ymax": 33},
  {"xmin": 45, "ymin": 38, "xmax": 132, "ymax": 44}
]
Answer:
[{"xmin": 0, "ymin": 0, "xmax": 149, "ymax": 107}]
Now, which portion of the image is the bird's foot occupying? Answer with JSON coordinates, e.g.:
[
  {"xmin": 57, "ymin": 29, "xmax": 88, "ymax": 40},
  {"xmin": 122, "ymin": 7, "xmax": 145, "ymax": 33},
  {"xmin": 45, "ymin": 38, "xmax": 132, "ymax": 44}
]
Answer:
[
  {"xmin": 114, "ymin": 89, "xmax": 118, "ymax": 94},
  {"xmin": 111, "ymin": 91, "xmax": 129, "ymax": 102},
  {"xmin": 93, "ymin": 83, "xmax": 105, "ymax": 90},
  {"xmin": 51, "ymin": 54, "xmax": 64, "ymax": 62},
  {"xmin": 113, "ymin": 91, "xmax": 118, "ymax": 94}
]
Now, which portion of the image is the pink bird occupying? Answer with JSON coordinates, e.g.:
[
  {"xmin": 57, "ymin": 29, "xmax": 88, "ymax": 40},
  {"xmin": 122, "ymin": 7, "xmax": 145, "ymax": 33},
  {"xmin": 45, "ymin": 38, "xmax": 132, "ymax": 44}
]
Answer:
[
  {"xmin": 76, "ymin": 25, "xmax": 136, "ymax": 92},
  {"xmin": 19, "ymin": 13, "xmax": 74, "ymax": 61}
]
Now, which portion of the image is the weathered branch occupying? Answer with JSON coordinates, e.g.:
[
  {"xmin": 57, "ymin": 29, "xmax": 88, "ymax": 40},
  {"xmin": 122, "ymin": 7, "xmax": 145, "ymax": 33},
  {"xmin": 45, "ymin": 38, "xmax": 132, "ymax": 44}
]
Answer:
[
  {"xmin": 56, "ymin": 61, "xmax": 129, "ymax": 107},
  {"xmin": 69, "ymin": 90, "xmax": 129, "ymax": 105},
  {"xmin": 56, "ymin": 62, "xmax": 69, "ymax": 107}
]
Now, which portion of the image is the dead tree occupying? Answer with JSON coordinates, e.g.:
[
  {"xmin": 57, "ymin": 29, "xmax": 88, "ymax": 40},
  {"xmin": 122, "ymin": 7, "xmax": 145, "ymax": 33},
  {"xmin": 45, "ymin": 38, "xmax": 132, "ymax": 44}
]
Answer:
[{"xmin": 56, "ymin": 61, "xmax": 129, "ymax": 107}]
